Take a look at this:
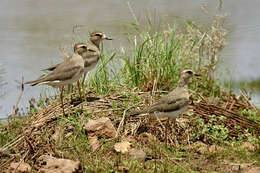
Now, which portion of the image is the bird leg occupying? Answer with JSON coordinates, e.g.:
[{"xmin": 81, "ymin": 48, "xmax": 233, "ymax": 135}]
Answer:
[
  {"xmin": 165, "ymin": 117, "xmax": 170, "ymax": 147},
  {"xmin": 173, "ymin": 118, "xmax": 179, "ymax": 146},
  {"xmin": 60, "ymin": 86, "xmax": 65, "ymax": 116},
  {"xmin": 71, "ymin": 84, "xmax": 74, "ymax": 94},
  {"xmin": 68, "ymin": 84, "xmax": 73, "ymax": 101},
  {"xmin": 81, "ymin": 73, "xmax": 88, "ymax": 102},
  {"xmin": 77, "ymin": 80, "xmax": 82, "ymax": 101}
]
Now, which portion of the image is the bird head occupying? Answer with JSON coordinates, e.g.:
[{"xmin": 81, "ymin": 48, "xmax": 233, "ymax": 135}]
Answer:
[
  {"xmin": 178, "ymin": 69, "xmax": 200, "ymax": 86},
  {"xmin": 74, "ymin": 43, "xmax": 88, "ymax": 55},
  {"xmin": 90, "ymin": 31, "xmax": 112, "ymax": 46}
]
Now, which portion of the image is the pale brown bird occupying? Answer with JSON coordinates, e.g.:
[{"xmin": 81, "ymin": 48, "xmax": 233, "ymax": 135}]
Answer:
[
  {"xmin": 44, "ymin": 31, "xmax": 112, "ymax": 101},
  {"xmin": 130, "ymin": 69, "xmax": 200, "ymax": 144},
  {"xmin": 25, "ymin": 44, "xmax": 88, "ymax": 115}
]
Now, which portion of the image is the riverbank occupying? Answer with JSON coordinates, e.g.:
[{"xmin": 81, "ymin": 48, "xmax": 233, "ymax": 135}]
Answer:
[{"xmin": 1, "ymin": 17, "xmax": 260, "ymax": 172}]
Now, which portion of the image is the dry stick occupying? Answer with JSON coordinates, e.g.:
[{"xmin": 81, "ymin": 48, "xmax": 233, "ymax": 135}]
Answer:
[
  {"xmin": 0, "ymin": 135, "xmax": 23, "ymax": 152},
  {"xmin": 92, "ymin": 108, "xmax": 122, "ymax": 114},
  {"xmin": 13, "ymin": 150, "xmax": 29, "ymax": 173},
  {"xmin": 229, "ymin": 100, "xmax": 236, "ymax": 111},
  {"xmin": 115, "ymin": 109, "xmax": 127, "ymax": 138},
  {"xmin": 240, "ymin": 89, "xmax": 257, "ymax": 111},
  {"xmin": 12, "ymin": 77, "xmax": 24, "ymax": 116},
  {"xmin": 60, "ymin": 86, "xmax": 65, "ymax": 115},
  {"xmin": 77, "ymin": 80, "xmax": 82, "ymax": 101},
  {"xmin": 0, "ymin": 157, "xmax": 15, "ymax": 170},
  {"xmin": 82, "ymin": 73, "xmax": 87, "ymax": 102}
]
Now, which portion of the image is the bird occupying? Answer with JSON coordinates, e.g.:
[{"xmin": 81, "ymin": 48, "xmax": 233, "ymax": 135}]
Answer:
[
  {"xmin": 25, "ymin": 44, "xmax": 88, "ymax": 115},
  {"xmin": 44, "ymin": 31, "xmax": 112, "ymax": 101},
  {"xmin": 130, "ymin": 69, "xmax": 200, "ymax": 144},
  {"xmin": 42, "ymin": 42, "xmax": 89, "ymax": 71},
  {"xmin": 42, "ymin": 43, "xmax": 89, "ymax": 100}
]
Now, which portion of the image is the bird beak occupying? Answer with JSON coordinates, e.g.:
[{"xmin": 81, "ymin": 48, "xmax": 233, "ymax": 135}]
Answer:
[
  {"xmin": 105, "ymin": 36, "xmax": 113, "ymax": 40},
  {"xmin": 103, "ymin": 34, "xmax": 113, "ymax": 40}
]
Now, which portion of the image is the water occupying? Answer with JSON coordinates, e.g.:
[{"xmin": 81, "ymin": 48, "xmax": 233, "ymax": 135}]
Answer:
[{"xmin": 0, "ymin": 0, "xmax": 260, "ymax": 117}]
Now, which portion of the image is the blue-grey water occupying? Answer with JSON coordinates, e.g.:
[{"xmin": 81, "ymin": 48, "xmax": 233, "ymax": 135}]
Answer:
[{"xmin": 0, "ymin": 0, "xmax": 260, "ymax": 118}]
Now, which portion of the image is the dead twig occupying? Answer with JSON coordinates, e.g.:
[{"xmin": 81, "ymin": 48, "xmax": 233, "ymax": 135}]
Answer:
[
  {"xmin": 115, "ymin": 109, "xmax": 127, "ymax": 138},
  {"xmin": 12, "ymin": 76, "xmax": 24, "ymax": 116}
]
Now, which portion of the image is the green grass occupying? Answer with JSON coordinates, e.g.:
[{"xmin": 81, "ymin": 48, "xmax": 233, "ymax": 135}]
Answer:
[{"xmin": 87, "ymin": 16, "xmax": 226, "ymax": 98}]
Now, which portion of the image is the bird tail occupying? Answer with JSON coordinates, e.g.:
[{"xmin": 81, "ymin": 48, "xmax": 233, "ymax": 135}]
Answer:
[
  {"xmin": 128, "ymin": 109, "xmax": 147, "ymax": 116},
  {"xmin": 25, "ymin": 78, "xmax": 45, "ymax": 86}
]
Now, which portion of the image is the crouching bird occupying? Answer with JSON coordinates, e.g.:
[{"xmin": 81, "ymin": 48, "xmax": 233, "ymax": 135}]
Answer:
[{"xmin": 130, "ymin": 69, "xmax": 200, "ymax": 144}]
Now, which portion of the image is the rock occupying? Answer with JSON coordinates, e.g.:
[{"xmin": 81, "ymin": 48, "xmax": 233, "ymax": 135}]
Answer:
[
  {"xmin": 186, "ymin": 141, "xmax": 208, "ymax": 154},
  {"xmin": 138, "ymin": 133, "xmax": 157, "ymax": 144},
  {"xmin": 88, "ymin": 133, "xmax": 101, "ymax": 151},
  {"xmin": 128, "ymin": 148, "xmax": 146, "ymax": 161},
  {"xmin": 207, "ymin": 96, "xmax": 220, "ymax": 105},
  {"xmin": 9, "ymin": 162, "xmax": 31, "ymax": 173},
  {"xmin": 38, "ymin": 155, "xmax": 80, "ymax": 173},
  {"xmin": 227, "ymin": 163, "xmax": 259, "ymax": 173},
  {"xmin": 84, "ymin": 117, "xmax": 116, "ymax": 138},
  {"xmin": 51, "ymin": 126, "xmax": 63, "ymax": 142},
  {"xmin": 114, "ymin": 141, "xmax": 131, "ymax": 154},
  {"xmin": 242, "ymin": 142, "xmax": 255, "ymax": 151},
  {"xmin": 246, "ymin": 167, "xmax": 260, "ymax": 173},
  {"xmin": 208, "ymin": 144, "xmax": 223, "ymax": 153},
  {"xmin": 176, "ymin": 118, "xmax": 189, "ymax": 128},
  {"xmin": 117, "ymin": 166, "xmax": 129, "ymax": 172}
]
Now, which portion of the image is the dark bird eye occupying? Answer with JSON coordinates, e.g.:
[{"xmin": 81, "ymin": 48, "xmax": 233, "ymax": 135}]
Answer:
[
  {"xmin": 95, "ymin": 33, "xmax": 102, "ymax": 37},
  {"xmin": 186, "ymin": 70, "xmax": 193, "ymax": 75},
  {"xmin": 80, "ymin": 46, "xmax": 87, "ymax": 49}
]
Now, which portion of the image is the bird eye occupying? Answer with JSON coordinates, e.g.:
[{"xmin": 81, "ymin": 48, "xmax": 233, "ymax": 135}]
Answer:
[
  {"xmin": 95, "ymin": 33, "xmax": 102, "ymax": 37},
  {"xmin": 80, "ymin": 45, "xmax": 87, "ymax": 49},
  {"xmin": 186, "ymin": 70, "xmax": 193, "ymax": 75}
]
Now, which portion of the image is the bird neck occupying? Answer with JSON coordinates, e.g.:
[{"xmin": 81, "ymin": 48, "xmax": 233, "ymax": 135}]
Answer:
[
  {"xmin": 177, "ymin": 78, "xmax": 189, "ymax": 88},
  {"xmin": 90, "ymin": 39, "xmax": 101, "ymax": 49}
]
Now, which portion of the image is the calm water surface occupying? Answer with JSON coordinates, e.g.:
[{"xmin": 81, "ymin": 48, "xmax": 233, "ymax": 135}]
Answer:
[{"xmin": 1, "ymin": 0, "xmax": 260, "ymax": 117}]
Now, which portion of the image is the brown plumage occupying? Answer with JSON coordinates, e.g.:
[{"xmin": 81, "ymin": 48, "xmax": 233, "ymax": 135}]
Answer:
[
  {"xmin": 43, "ymin": 32, "xmax": 112, "ymax": 74},
  {"xmin": 130, "ymin": 69, "xmax": 199, "ymax": 119},
  {"xmin": 25, "ymin": 52, "xmax": 85, "ymax": 87}
]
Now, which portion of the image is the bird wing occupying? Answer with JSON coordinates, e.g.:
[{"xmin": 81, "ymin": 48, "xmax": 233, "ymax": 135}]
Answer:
[
  {"xmin": 25, "ymin": 65, "xmax": 82, "ymax": 86},
  {"xmin": 41, "ymin": 56, "xmax": 71, "ymax": 71},
  {"xmin": 41, "ymin": 65, "xmax": 82, "ymax": 82},
  {"xmin": 26, "ymin": 54, "xmax": 84, "ymax": 85},
  {"xmin": 41, "ymin": 63, "xmax": 60, "ymax": 71},
  {"xmin": 130, "ymin": 97, "xmax": 189, "ymax": 116},
  {"xmin": 147, "ymin": 97, "xmax": 189, "ymax": 112}
]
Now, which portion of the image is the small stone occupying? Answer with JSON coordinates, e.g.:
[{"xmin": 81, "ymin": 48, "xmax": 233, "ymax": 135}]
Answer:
[
  {"xmin": 128, "ymin": 148, "xmax": 146, "ymax": 161},
  {"xmin": 246, "ymin": 167, "xmax": 260, "ymax": 173},
  {"xmin": 51, "ymin": 127, "xmax": 63, "ymax": 142},
  {"xmin": 242, "ymin": 142, "xmax": 255, "ymax": 151},
  {"xmin": 84, "ymin": 117, "xmax": 116, "ymax": 138},
  {"xmin": 208, "ymin": 144, "xmax": 223, "ymax": 153},
  {"xmin": 38, "ymin": 155, "xmax": 80, "ymax": 173},
  {"xmin": 114, "ymin": 141, "xmax": 131, "ymax": 154},
  {"xmin": 117, "ymin": 166, "xmax": 129, "ymax": 172},
  {"xmin": 186, "ymin": 141, "xmax": 208, "ymax": 154},
  {"xmin": 88, "ymin": 133, "xmax": 101, "ymax": 151},
  {"xmin": 9, "ymin": 162, "xmax": 31, "ymax": 173}
]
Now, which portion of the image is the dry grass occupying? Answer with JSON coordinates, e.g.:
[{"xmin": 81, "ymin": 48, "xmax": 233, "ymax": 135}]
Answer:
[{"xmin": 0, "ymin": 86, "xmax": 259, "ymax": 172}]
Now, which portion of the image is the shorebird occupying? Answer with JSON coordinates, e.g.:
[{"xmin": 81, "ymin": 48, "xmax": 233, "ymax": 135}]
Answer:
[
  {"xmin": 44, "ymin": 31, "xmax": 112, "ymax": 100},
  {"xmin": 25, "ymin": 45, "xmax": 87, "ymax": 115},
  {"xmin": 130, "ymin": 69, "xmax": 200, "ymax": 144}
]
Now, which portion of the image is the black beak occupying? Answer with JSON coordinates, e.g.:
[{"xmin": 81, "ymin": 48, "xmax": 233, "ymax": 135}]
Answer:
[{"xmin": 105, "ymin": 37, "xmax": 113, "ymax": 40}]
